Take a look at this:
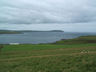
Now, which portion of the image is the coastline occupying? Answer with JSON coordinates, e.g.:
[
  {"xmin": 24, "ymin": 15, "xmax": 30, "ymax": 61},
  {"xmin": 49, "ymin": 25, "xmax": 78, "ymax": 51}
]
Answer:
[
  {"xmin": 0, "ymin": 30, "xmax": 64, "ymax": 34},
  {"xmin": 0, "ymin": 35, "xmax": 96, "ymax": 45},
  {"xmin": 0, "ymin": 36, "xmax": 96, "ymax": 72}
]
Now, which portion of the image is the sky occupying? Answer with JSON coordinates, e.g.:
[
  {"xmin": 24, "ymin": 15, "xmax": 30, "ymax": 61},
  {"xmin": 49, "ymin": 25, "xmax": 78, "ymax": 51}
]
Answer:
[{"xmin": 0, "ymin": 0, "xmax": 96, "ymax": 32}]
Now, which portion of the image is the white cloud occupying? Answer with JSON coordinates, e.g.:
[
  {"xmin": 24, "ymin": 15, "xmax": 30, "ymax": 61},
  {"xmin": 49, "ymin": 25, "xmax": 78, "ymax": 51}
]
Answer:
[{"xmin": 0, "ymin": 0, "xmax": 96, "ymax": 24}]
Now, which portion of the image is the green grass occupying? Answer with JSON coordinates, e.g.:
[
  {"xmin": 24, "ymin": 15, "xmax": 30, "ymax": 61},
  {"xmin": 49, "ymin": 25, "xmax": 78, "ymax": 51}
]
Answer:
[
  {"xmin": 0, "ymin": 30, "xmax": 21, "ymax": 34},
  {"xmin": 54, "ymin": 36, "xmax": 96, "ymax": 44},
  {"xmin": 0, "ymin": 36, "xmax": 96, "ymax": 72},
  {"xmin": 1, "ymin": 43, "xmax": 96, "ymax": 51}
]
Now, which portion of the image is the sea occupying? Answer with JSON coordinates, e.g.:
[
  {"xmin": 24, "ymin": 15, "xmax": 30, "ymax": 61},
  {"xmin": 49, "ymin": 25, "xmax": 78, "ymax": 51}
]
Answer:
[{"xmin": 0, "ymin": 32, "xmax": 96, "ymax": 44}]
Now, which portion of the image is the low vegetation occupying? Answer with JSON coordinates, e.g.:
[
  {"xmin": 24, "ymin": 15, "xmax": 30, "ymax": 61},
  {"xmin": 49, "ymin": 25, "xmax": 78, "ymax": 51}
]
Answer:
[
  {"xmin": 0, "ymin": 36, "xmax": 96, "ymax": 72},
  {"xmin": 54, "ymin": 36, "xmax": 96, "ymax": 44},
  {"xmin": 0, "ymin": 30, "xmax": 21, "ymax": 34}
]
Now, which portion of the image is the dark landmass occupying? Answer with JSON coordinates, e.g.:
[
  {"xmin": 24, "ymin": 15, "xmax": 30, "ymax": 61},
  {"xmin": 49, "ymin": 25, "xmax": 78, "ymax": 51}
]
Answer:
[
  {"xmin": 0, "ymin": 30, "xmax": 21, "ymax": 34},
  {"xmin": 0, "ymin": 30, "xmax": 64, "ymax": 34},
  {"xmin": 17, "ymin": 30, "xmax": 64, "ymax": 32},
  {"xmin": 49, "ymin": 30, "xmax": 64, "ymax": 32}
]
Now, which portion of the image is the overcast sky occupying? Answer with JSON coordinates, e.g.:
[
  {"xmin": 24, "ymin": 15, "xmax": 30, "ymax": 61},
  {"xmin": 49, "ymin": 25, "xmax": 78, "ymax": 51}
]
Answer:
[{"xmin": 0, "ymin": 0, "xmax": 96, "ymax": 32}]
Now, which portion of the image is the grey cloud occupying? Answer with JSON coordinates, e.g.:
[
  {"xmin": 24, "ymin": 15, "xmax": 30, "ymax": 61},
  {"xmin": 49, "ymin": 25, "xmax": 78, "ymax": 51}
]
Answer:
[{"xmin": 0, "ymin": 0, "xmax": 96, "ymax": 24}]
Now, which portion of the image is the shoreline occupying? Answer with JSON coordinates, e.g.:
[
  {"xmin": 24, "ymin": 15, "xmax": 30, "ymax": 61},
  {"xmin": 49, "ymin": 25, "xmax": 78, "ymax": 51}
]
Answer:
[
  {"xmin": 0, "ymin": 30, "xmax": 64, "ymax": 34},
  {"xmin": 0, "ymin": 35, "xmax": 96, "ymax": 45}
]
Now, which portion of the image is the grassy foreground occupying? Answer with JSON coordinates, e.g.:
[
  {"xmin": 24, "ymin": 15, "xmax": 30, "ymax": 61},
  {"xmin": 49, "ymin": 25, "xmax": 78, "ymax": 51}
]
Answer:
[{"xmin": 0, "ymin": 36, "xmax": 96, "ymax": 72}]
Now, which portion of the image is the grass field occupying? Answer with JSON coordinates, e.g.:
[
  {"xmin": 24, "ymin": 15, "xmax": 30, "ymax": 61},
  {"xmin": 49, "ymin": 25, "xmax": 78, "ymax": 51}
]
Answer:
[{"xmin": 0, "ymin": 36, "xmax": 96, "ymax": 72}]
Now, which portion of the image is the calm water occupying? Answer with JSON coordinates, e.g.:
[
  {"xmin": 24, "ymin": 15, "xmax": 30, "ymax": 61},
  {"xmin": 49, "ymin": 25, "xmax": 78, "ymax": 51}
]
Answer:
[{"xmin": 0, "ymin": 32, "xmax": 96, "ymax": 44}]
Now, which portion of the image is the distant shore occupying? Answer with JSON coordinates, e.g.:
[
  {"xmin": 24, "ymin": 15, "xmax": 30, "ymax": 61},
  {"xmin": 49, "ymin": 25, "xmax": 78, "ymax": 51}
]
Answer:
[
  {"xmin": 0, "ymin": 30, "xmax": 64, "ymax": 34},
  {"xmin": 0, "ymin": 30, "xmax": 21, "ymax": 34}
]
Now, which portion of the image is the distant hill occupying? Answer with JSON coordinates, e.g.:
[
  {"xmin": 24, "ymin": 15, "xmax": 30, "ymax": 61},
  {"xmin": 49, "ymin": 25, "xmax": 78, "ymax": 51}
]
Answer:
[
  {"xmin": 17, "ymin": 30, "xmax": 64, "ymax": 32},
  {"xmin": 0, "ymin": 30, "xmax": 64, "ymax": 34},
  {"xmin": 0, "ymin": 30, "xmax": 21, "ymax": 34},
  {"xmin": 49, "ymin": 30, "xmax": 64, "ymax": 32}
]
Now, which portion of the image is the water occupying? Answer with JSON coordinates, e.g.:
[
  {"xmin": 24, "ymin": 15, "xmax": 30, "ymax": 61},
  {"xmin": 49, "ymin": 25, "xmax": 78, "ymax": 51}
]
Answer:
[{"xmin": 0, "ymin": 32, "xmax": 96, "ymax": 44}]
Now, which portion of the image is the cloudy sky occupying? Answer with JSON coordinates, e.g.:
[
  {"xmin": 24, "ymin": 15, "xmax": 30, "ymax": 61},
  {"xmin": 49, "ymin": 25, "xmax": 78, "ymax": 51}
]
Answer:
[{"xmin": 0, "ymin": 0, "xmax": 96, "ymax": 32}]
